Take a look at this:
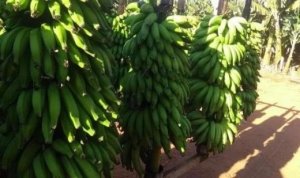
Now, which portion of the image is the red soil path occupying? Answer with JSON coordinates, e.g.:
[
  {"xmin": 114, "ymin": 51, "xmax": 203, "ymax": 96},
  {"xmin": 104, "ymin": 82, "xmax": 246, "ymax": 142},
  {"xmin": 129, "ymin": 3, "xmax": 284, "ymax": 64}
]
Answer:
[{"xmin": 114, "ymin": 71, "xmax": 300, "ymax": 178}]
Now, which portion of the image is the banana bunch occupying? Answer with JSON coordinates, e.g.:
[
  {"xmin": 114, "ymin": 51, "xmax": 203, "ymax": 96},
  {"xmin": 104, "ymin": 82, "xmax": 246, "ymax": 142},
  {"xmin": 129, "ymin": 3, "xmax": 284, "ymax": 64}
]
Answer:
[
  {"xmin": 188, "ymin": 111, "xmax": 241, "ymax": 152},
  {"xmin": 247, "ymin": 22, "xmax": 264, "ymax": 52},
  {"xmin": 166, "ymin": 15, "xmax": 199, "ymax": 42},
  {"xmin": 237, "ymin": 89, "xmax": 259, "ymax": 117},
  {"xmin": 112, "ymin": 2, "xmax": 140, "ymax": 59},
  {"xmin": 112, "ymin": 14, "xmax": 130, "ymax": 60},
  {"xmin": 111, "ymin": 2, "xmax": 139, "ymax": 87},
  {"xmin": 238, "ymin": 21, "xmax": 263, "ymax": 117},
  {"xmin": 0, "ymin": 0, "xmax": 121, "ymax": 177},
  {"xmin": 119, "ymin": 3, "xmax": 191, "ymax": 175},
  {"xmin": 188, "ymin": 15, "xmax": 254, "ymax": 153}
]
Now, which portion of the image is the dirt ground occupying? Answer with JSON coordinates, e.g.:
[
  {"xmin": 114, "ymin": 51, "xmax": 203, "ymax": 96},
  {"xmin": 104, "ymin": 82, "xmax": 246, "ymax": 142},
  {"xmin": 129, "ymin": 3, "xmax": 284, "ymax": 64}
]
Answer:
[{"xmin": 114, "ymin": 71, "xmax": 300, "ymax": 178}]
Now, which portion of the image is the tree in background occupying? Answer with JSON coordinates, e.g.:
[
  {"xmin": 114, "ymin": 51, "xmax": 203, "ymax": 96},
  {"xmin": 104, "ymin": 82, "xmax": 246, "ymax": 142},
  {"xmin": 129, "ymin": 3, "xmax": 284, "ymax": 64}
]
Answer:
[
  {"xmin": 177, "ymin": 0, "xmax": 186, "ymax": 14},
  {"xmin": 217, "ymin": 0, "xmax": 229, "ymax": 15},
  {"xmin": 118, "ymin": 0, "xmax": 128, "ymax": 14},
  {"xmin": 243, "ymin": 0, "xmax": 253, "ymax": 20},
  {"xmin": 253, "ymin": 0, "xmax": 300, "ymax": 70},
  {"xmin": 185, "ymin": 0, "xmax": 213, "ymax": 16},
  {"xmin": 282, "ymin": 13, "xmax": 300, "ymax": 73}
]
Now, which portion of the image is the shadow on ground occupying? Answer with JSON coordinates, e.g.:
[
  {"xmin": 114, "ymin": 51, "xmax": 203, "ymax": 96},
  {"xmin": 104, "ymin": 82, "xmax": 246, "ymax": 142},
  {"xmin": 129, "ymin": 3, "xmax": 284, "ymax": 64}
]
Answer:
[{"xmin": 181, "ymin": 101, "xmax": 300, "ymax": 178}]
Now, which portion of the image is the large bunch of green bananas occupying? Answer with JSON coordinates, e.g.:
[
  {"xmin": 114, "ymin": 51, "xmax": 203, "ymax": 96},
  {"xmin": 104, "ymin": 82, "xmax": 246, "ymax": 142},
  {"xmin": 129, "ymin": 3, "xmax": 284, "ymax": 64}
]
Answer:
[
  {"xmin": 119, "ymin": 2, "xmax": 191, "ymax": 175},
  {"xmin": 111, "ymin": 2, "xmax": 139, "ymax": 87},
  {"xmin": 238, "ymin": 22, "xmax": 263, "ymax": 117},
  {"xmin": 112, "ymin": 2, "xmax": 140, "ymax": 59},
  {"xmin": 247, "ymin": 22, "xmax": 264, "ymax": 53},
  {"xmin": 0, "ymin": 0, "xmax": 120, "ymax": 177},
  {"xmin": 188, "ymin": 15, "xmax": 258, "ymax": 153},
  {"xmin": 112, "ymin": 13, "xmax": 129, "ymax": 61}
]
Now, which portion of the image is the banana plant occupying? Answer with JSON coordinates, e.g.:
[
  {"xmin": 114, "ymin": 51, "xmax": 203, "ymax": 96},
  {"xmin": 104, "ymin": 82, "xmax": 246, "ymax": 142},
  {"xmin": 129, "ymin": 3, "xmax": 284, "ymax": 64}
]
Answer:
[
  {"xmin": 282, "ymin": 13, "xmax": 300, "ymax": 73},
  {"xmin": 252, "ymin": 0, "xmax": 300, "ymax": 67}
]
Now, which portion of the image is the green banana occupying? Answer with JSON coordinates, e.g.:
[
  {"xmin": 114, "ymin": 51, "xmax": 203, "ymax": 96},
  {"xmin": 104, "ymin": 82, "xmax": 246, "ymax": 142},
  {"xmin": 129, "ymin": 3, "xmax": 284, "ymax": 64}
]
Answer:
[
  {"xmin": 32, "ymin": 88, "xmax": 45, "ymax": 117},
  {"xmin": 20, "ymin": 112, "xmax": 39, "ymax": 141},
  {"xmin": 48, "ymin": 0, "xmax": 61, "ymax": 20},
  {"xmin": 68, "ymin": 0, "xmax": 85, "ymax": 27},
  {"xmin": 52, "ymin": 22, "xmax": 67, "ymax": 51},
  {"xmin": 42, "ymin": 109, "xmax": 54, "ymax": 143},
  {"xmin": 43, "ymin": 148, "xmax": 64, "ymax": 178},
  {"xmin": 54, "ymin": 49, "xmax": 69, "ymax": 82},
  {"xmin": 52, "ymin": 139, "xmax": 74, "ymax": 158},
  {"xmin": 47, "ymin": 82, "xmax": 61, "ymax": 129},
  {"xmin": 60, "ymin": 85, "xmax": 81, "ymax": 129},
  {"xmin": 60, "ymin": 111, "xmax": 76, "ymax": 143},
  {"xmin": 74, "ymin": 156, "xmax": 100, "ymax": 178},
  {"xmin": 0, "ymin": 27, "xmax": 23, "ymax": 60},
  {"xmin": 40, "ymin": 23, "xmax": 56, "ymax": 52},
  {"xmin": 78, "ymin": 105, "xmax": 96, "ymax": 136},
  {"xmin": 30, "ymin": 0, "xmax": 47, "ymax": 18},
  {"xmin": 2, "ymin": 133, "xmax": 22, "ymax": 169},
  {"xmin": 61, "ymin": 156, "xmax": 83, "ymax": 178},
  {"xmin": 33, "ymin": 153, "xmax": 51, "ymax": 178},
  {"xmin": 13, "ymin": 27, "xmax": 30, "ymax": 64},
  {"xmin": 30, "ymin": 28, "xmax": 43, "ymax": 67},
  {"xmin": 16, "ymin": 90, "xmax": 32, "ymax": 124},
  {"xmin": 80, "ymin": 4, "xmax": 100, "ymax": 30},
  {"xmin": 17, "ymin": 141, "xmax": 40, "ymax": 173},
  {"xmin": 43, "ymin": 51, "xmax": 56, "ymax": 78}
]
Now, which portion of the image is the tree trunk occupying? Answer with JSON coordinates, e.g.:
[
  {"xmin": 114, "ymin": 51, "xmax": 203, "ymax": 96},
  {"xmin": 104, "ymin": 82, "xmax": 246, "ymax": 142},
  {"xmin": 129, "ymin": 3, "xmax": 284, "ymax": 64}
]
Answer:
[
  {"xmin": 157, "ymin": 0, "xmax": 173, "ymax": 21},
  {"xmin": 242, "ymin": 0, "xmax": 252, "ymax": 20},
  {"xmin": 217, "ymin": 0, "xmax": 228, "ymax": 15},
  {"xmin": 283, "ymin": 38, "xmax": 297, "ymax": 74},
  {"xmin": 160, "ymin": 0, "xmax": 173, "ymax": 4},
  {"xmin": 217, "ymin": 0, "xmax": 224, "ymax": 15},
  {"xmin": 274, "ymin": 11, "xmax": 283, "ymax": 67},
  {"xmin": 211, "ymin": 0, "xmax": 219, "ymax": 15},
  {"xmin": 158, "ymin": 0, "xmax": 173, "ymax": 8},
  {"xmin": 177, "ymin": 0, "xmax": 186, "ymax": 14},
  {"xmin": 262, "ymin": 33, "xmax": 274, "ymax": 65},
  {"xmin": 117, "ymin": 0, "xmax": 127, "ymax": 14}
]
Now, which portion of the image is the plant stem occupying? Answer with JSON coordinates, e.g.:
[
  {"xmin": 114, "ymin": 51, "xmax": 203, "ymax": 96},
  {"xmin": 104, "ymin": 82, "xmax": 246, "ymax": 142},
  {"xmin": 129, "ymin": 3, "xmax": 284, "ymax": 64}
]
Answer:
[
  {"xmin": 144, "ymin": 147, "xmax": 162, "ymax": 178},
  {"xmin": 150, "ymin": 147, "xmax": 161, "ymax": 173}
]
